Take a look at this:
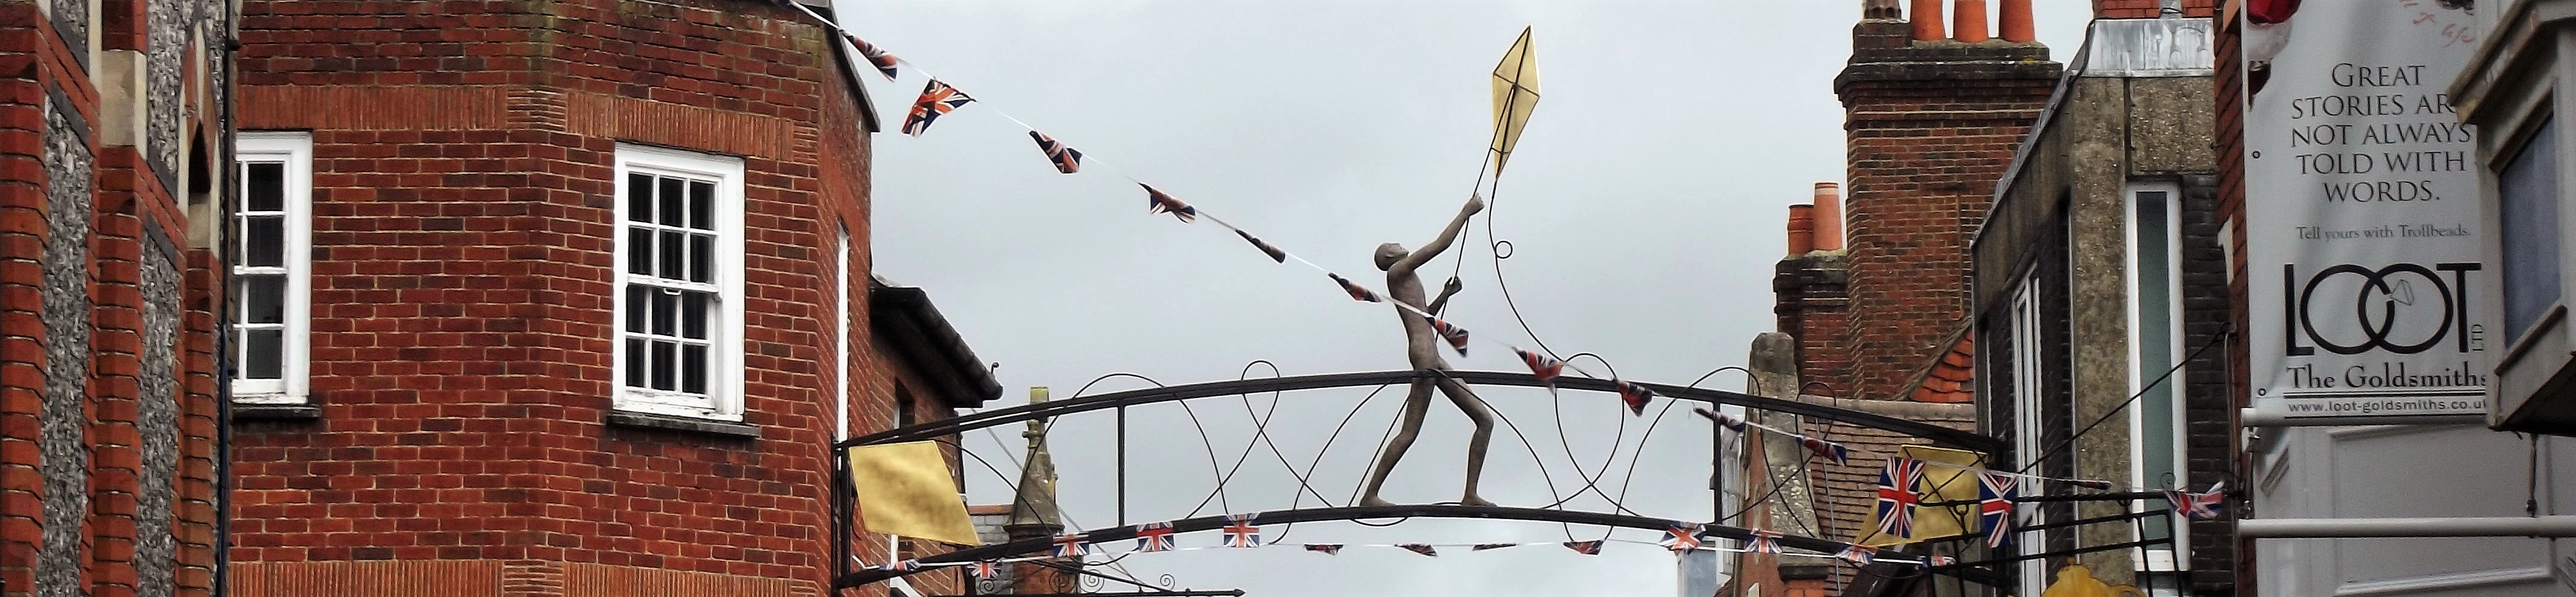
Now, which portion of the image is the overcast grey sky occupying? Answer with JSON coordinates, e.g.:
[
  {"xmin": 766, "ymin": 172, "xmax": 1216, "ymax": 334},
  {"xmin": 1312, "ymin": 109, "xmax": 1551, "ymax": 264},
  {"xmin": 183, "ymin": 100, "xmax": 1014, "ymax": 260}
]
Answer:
[{"xmin": 833, "ymin": 2, "xmax": 2088, "ymax": 595}]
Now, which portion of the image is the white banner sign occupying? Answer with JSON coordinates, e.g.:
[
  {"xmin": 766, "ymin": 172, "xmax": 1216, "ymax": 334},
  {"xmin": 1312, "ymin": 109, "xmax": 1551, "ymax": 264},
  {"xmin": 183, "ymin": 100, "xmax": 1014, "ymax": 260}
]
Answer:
[{"xmin": 2244, "ymin": 0, "xmax": 2488, "ymax": 419}]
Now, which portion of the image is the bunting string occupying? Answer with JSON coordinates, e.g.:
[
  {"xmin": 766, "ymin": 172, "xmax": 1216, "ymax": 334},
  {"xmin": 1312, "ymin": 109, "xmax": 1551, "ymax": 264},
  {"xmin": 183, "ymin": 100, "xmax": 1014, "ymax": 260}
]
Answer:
[{"xmin": 786, "ymin": 3, "xmax": 2150, "ymax": 519}]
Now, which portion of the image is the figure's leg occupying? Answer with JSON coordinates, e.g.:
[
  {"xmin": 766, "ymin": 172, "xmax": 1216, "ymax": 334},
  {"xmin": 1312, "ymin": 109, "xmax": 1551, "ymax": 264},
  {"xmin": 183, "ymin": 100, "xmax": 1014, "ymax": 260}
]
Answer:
[
  {"xmin": 1359, "ymin": 380, "xmax": 1438, "ymax": 507},
  {"xmin": 1433, "ymin": 376, "xmax": 1499, "ymax": 507}
]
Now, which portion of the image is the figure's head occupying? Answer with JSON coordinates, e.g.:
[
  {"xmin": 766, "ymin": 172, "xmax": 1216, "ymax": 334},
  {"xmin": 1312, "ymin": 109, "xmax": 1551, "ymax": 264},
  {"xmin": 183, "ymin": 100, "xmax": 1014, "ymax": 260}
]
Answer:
[{"xmin": 1374, "ymin": 242, "xmax": 1408, "ymax": 271}]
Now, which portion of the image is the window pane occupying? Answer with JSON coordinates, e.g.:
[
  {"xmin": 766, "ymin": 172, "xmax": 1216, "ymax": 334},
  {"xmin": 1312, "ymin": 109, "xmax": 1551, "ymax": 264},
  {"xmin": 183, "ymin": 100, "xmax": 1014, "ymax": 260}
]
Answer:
[
  {"xmin": 626, "ymin": 338, "xmax": 647, "ymax": 388},
  {"xmin": 246, "ymin": 162, "xmax": 285, "ymax": 212},
  {"xmin": 658, "ymin": 177, "xmax": 685, "ymax": 227},
  {"xmin": 2503, "ymin": 119, "xmax": 2563, "ymax": 344},
  {"xmin": 682, "ymin": 291, "xmax": 709, "ymax": 339},
  {"xmin": 681, "ymin": 344, "xmax": 707, "ymax": 394},
  {"xmin": 689, "ymin": 233, "xmax": 713, "ymax": 283},
  {"xmin": 627, "ymin": 173, "xmax": 653, "ymax": 222},
  {"xmin": 659, "ymin": 230, "xmax": 684, "ymax": 280},
  {"xmin": 245, "ymin": 216, "xmax": 284, "ymax": 268},
  {"xmin": 651, "ymin": 289, "xmax": 677, "ymax": 336},
  {"xmin": 243, "ymin": 275, "xmax": 285, "ymax": 324},
  {"xmin": 244, "ymin": 329, "xmax": 282, "ymax": 379},
  {"xmin": 625, "ymin": 286, "xmax": 648, "ymax": 332},
  {"xmin": 651, "ymin": 341, "xmax": 677, "ymax": 390},
  {"xmin": 629, "ymin": 226, "xmax": 654, "ymax": 275},
  {"xmin": 689, "ymin": 180, "xmax": 716, "ymax": 231},
  {"xmin": 2135, "ymin": 191, "xmax": 2175, "ymax": 542}
]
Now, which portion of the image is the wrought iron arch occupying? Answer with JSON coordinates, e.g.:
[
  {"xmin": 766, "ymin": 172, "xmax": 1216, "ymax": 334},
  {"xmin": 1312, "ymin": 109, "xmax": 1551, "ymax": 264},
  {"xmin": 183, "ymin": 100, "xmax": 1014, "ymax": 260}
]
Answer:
[
  {"xmin": 833, "ymin": 504, "xmax": 2002, "ymax": 589},
  {"xmin": 838, "ymin": 369, "xmax": 2003, "ymax": 453}
]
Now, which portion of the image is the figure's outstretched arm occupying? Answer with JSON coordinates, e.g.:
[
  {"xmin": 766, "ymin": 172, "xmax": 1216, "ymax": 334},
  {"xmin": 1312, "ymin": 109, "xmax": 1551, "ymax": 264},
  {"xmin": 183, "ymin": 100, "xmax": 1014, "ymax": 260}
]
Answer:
[{"xmin": 1391, "ymin": 195, "xmax": 1485, "ymax": 274}]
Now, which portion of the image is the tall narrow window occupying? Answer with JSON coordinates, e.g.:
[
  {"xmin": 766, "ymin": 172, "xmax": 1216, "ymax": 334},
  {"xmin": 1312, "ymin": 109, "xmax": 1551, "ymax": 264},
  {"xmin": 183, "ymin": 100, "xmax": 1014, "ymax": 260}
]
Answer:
[
  {"xmin": 836, "ymin": 224, "xmax": 851, "ymax": 441},
  {"xmin": 2128, "ymin": 183, "xmax": 2187, "ymax": 586},
  {"xmin": 233, "ymin": 133, "xmax": 312, "ymax": 403},
  {"xmin": 614, "ymin": 145, "xmax": 746, "ymax": 420}
]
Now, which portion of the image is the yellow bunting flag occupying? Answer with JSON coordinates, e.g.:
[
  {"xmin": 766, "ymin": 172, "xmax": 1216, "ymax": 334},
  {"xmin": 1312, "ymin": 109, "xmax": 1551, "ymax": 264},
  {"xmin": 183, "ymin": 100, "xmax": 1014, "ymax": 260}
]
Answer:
[
  {"xmin": 1856, "ymin": 445, "xmax": 1988, "ymax": 547},
  {"xmin": 846, "ymin": 441, "xmax": 981, "ymax": 545},
  {"xmin": 1488, "ymin": 26, "xmax": 1542, "ymax": 174}
]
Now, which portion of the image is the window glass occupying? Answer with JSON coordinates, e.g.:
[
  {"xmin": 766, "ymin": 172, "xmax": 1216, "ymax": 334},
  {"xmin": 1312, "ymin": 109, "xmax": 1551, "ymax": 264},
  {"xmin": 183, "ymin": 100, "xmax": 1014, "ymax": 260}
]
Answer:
[
  {"xmin": 2133, "ymin": 189, "xmax": 2178, "ymax": 545},
  {"xmin": 2502, "ymin": 118, "xmax": 2562, "ymax": 344}
]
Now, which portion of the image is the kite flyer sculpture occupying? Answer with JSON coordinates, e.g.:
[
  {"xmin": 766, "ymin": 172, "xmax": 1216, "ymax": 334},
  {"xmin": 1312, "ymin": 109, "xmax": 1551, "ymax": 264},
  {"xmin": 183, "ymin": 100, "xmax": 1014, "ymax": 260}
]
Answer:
[{"xmin": 1356, "ymin": 193, "xmax": 1500, "ymax": 507}]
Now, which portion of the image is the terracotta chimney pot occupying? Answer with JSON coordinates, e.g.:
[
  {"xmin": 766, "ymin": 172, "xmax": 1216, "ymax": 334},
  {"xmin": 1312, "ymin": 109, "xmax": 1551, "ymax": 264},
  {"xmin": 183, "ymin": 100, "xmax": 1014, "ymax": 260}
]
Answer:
[
  {"xmin": 1953, "ymin": 0, "xmax": 1991, "ymax": 43},
  {"xmin": 1910, "ymin": 0, "xmax": 1946, "ymax": 41},
  {"xmin": 1787, "ymin": 204, "xmax": 1816, "ymax": 255},
  {"xmin": 1812, "ymin": 182, "xmax": 1845, "ymax": 251},
  {"xmin": 1998, "ymin": 0, "xmax": 2035, "ymax": 42}
]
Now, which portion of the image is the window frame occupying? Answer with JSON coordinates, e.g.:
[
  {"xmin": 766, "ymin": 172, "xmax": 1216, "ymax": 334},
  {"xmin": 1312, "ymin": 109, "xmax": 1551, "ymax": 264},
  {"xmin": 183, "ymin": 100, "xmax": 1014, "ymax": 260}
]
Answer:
[
  {"xmin": 232, "ymin": 132, "xmax": 313, "ymax": 404},
  {"xmin": 2123, "ymin": 180, "xmax": 2190, "ymax": 579},
  {"xmin": 2005, "ymin": 275, "xmax": 2049, "ymax": 597},
  {"xmin": 611, "ymin": 144, "xmax": 748, "ymax": 421}
]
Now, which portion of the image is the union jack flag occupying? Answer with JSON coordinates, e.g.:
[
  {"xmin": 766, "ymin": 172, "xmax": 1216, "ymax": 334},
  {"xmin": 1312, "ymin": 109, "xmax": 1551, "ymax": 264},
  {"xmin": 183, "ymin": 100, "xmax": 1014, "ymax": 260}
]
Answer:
[
  {"xmin": 1977, "ymin": 471, "xmax": 2019, "ymax": 548},
  {"xmin": 1134, "ymin": 521, "xmax": 1176, "ymax": 552},
  {"xmin": 881, "ymin": 559, "xmax": 922, "ymax": 572},
  {"xmin": 841, "ymin": 32, "xmax": 899, "ymax": 79},
  {"xmin": 1517, "ymin": 349, "xmax": 1565, "ymax": 393},
  {"xmin": 1562, "ymin": 540, "xmax": 1603, "ymax": 555},
  {"xmin": 1835, "ymin": 544, "xmax": 1877, "ymax": 565},
  {"xmin": 1141, "ymin": 184, "xmax": 1198, "ymax": 223},
  {"xmin": 901, "ymin": 79, "xmax": 973, "ymax": 136},
  {"xmin": 1659, "ymin": 524, "xmax": 1702, "ymax": 552},
  {"xmin": 1800, "ymin": 436, "xmax": 1848, "ymax": 465},
  {"xmin": 1426, "ymin": 317, "xmax": 1469, "ymax": 356},
  {"xmin": 1615, "ymin": 381, "xmax": 1654, "ymax": 415},
  {"xmin": 1472, "ymin": 543, "xmax": 1515, "ymax": 551},
  {"xmin": 1747, "ymin": 530, "xmax": 1783, "ymax": 554},
  {"xmin": 969, "ymin": 561, "xmax": 1000, "ymax": 580},
  {"xmin": 1220, "ymin": 515, "xmax": 1260, "ymax": 548},
  {"xmin": 1397, "ymin": 543, "xmax": 1439, "ymax": 557},
  {"xmin": 1303, "ymin": 543, "xmax": 1343, "ymax": 555},
  {"xmin": 1028, "ymin": 131, "xmax": 1082, "ymax": 174},
  {"xmin": 1328, "ymin": 274, "xmax": 1381, "ymax": 302},
  {"xmin": 1052, "ymin": 534, "xmax": 1094, "ymax": 557},
  {"xmin": 1922, "ymin": 555, "xmax": 1956, "ymax": 567},
  {"xmin": 1235, "ymin": 230, "xmax": 1287, "ymax": 263},
  {"xmin": 2166, "ymin": 482, "xmax": 2227, "ymax": 521},
  {"xmin": 1874, "ymin": 457, "xmax": 1928, "ymax": 537},
  {"xmin": 1700, "ymin": 408, "xmax": 1749, "ymax": 432}
]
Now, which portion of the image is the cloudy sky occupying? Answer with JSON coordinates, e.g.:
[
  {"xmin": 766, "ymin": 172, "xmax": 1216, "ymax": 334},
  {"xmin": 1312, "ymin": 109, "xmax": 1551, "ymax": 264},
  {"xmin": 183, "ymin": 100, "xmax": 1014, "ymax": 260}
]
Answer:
[{"xmin": 832, "ymin": 2, "xmax": 2088, "ymax": 595}]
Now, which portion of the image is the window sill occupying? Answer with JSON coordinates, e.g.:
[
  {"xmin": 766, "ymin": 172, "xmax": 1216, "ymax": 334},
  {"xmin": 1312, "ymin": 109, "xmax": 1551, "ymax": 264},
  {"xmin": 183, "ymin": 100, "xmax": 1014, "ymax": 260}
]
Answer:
[
  {"xmin": 231, "ymin": 403, "xmax": 321, "ymax": 421},
  {"xmin": 607, "ymin": 409, "xmax": 760, "ymax": 439}
]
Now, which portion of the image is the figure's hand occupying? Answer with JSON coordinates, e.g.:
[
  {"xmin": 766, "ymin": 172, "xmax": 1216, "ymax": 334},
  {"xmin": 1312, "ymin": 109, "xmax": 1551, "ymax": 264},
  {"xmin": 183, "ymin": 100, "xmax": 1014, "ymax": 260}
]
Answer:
[
  {"xmin": 1464, "ymin": 194, "xmax": 1485, "ymax": 215},
  {"xmin": 1443, "ymin": 277, "xmax": 1464, "ymax": 296}
]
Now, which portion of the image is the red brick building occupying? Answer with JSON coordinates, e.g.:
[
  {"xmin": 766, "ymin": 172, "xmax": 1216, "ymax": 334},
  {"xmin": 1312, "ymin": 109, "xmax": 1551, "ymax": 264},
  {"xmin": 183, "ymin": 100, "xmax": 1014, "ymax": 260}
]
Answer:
[
  {"xmin": 0, "ymin": 1, "xmax": 232, "ymax": 597},
  {"xmin": 221, "ymin": 1, "xmax": 997, "ymax": 596}
]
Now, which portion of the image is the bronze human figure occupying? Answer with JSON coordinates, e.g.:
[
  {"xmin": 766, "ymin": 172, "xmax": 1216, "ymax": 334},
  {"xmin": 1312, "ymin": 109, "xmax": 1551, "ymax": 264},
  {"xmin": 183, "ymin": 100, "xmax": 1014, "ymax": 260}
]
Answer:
[{"xmin": 1357, "ymin": 193, "xmax": 1499, "ymax": 507}]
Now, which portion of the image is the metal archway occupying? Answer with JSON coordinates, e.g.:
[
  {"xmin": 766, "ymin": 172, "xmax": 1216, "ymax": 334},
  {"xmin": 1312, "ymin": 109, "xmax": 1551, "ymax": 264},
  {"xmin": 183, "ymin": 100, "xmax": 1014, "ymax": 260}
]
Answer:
[
  {"xmin": 833, "ymin": 504, "xmax": 2002, "ymax": 589},
  {"xmin": 838, "ymin": 369, "xmax": 2003, "ymax": 453}
]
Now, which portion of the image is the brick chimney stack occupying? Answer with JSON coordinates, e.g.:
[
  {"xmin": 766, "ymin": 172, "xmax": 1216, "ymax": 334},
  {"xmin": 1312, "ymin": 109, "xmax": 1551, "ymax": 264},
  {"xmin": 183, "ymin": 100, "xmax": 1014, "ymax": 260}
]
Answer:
[{"xmin": 1818, "ymin": 0, "xmax": 2058, "ymax": 403}]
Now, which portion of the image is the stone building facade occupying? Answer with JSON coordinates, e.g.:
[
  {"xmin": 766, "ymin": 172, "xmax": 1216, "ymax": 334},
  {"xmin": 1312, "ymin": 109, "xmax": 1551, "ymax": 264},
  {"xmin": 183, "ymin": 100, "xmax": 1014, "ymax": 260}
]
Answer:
[
  {"xmin": 1973, "ymin": 8, "xmax": 2226, "ymax": 596},
  {"xmin": 221, "ymin": 1, "xmax": 998, "ymax": 596},
  {"xmin": 0, "ymin": 1, "xmax": 233, "ymax": 597}
]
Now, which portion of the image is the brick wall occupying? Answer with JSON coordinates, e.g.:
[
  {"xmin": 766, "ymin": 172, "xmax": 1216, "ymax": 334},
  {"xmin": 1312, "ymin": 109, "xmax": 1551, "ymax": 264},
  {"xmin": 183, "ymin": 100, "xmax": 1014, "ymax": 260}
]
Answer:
[
  {"xmin": 227, "ymin": 1, "xmax": 882, "ymax": 596},
  {"xmin": 2211, "ymin": 8, "xmax": 2255, "ymax": 596}
]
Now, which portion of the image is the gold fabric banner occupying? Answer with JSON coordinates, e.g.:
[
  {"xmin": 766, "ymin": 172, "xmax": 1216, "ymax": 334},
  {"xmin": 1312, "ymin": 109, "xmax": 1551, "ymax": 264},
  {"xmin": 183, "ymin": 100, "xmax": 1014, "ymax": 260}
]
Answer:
[{"xmin": 847, "ymin": 442, "xmax": 981, "ymax": 546}]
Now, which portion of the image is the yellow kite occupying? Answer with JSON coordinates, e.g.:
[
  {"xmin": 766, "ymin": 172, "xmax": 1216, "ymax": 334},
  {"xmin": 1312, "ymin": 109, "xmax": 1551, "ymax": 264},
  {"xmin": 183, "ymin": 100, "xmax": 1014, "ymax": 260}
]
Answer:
[{"xmin": 1490, "ymin": 26, "xmax": 1541, "ymax": 174}]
